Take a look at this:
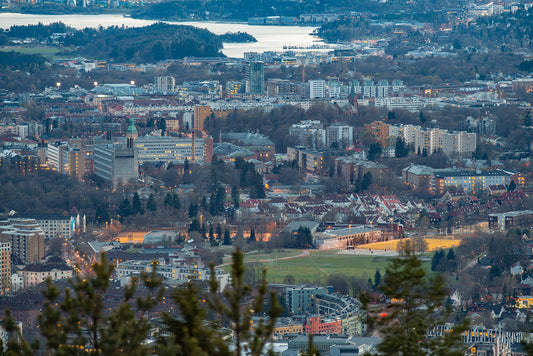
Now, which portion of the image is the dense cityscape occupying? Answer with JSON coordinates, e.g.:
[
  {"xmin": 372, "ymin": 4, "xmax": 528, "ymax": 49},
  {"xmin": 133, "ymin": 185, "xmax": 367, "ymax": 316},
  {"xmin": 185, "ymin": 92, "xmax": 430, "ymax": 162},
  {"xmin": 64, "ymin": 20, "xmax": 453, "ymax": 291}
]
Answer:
[{"xmin": 0, "ymin": 0, "xmax": 532, "ymax": 354}]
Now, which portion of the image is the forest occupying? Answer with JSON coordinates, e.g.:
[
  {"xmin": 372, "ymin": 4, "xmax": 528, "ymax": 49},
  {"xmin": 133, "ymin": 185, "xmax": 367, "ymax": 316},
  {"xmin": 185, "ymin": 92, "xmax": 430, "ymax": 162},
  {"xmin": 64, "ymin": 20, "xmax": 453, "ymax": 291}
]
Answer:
[{"xmin": 2, "ymin": 23, "xmax": 225, "ymax": 62}]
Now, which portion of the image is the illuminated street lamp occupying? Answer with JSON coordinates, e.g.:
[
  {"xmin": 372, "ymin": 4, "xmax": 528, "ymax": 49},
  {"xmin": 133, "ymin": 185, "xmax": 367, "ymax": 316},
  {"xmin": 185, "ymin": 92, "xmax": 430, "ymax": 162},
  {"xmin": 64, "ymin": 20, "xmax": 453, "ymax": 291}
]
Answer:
[
  {"xmin": 130, "ymin": 80, "xmax": 135, "ymax": 86},
  {"xmin": 56, "ymin": 82, "xmax": 61, "ymax": 90},
  {"xmin": 94, "ymin": 81, "xmax": 98, "ymax": 87}
]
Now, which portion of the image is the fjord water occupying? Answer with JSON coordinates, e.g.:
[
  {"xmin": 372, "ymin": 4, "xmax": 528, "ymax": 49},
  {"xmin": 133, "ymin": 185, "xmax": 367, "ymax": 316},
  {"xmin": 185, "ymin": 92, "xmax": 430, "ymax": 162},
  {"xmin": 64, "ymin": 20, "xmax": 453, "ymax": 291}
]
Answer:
[{"xmin": 0, "ymin": 13, "xmax": 325, "ymax": 58}]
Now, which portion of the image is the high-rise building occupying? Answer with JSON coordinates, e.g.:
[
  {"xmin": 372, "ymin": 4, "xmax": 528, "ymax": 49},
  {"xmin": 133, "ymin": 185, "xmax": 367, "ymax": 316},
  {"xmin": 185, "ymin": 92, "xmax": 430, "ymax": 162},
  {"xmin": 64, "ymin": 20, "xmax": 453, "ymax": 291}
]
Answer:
[
  {"xmin": 0, "ymin": 218, "xmax": 45, "ymax": 264},
  {"xmin": 93, "ymin": 143, "xmax": 138, "ymax": 186},
  {"xmin": 0, "ymin": 242, "xmax": 10, "ymax": 295},
  {"xmin": 326, "ymin": 124, "xmax": 354, "ymax": 148},
  {"xmin": 309, "ymin": 80, "xmax": 326, "ymax": 99},
  {"xmin": 47, "ymin": 141, "xmax": 93, "ymax": 180},
  {"xmin": 155, "ymin": 76, "xmax": 176, "ymax": 92},
  {"xmin": 245, "ymin": 61, "xmax": 265, "ymax": 95},
  {"xmin": 193, "ymin": 105, "xmax": 213, "ymax": 131}
]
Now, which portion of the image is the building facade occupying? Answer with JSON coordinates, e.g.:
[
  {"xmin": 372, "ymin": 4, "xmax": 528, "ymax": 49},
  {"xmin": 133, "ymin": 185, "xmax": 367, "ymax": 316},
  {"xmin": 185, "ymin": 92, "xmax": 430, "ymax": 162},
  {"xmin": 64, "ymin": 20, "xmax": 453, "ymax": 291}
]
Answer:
[
  {"xmin": 0, "ymin": 218, "xmax": 45, "ymax": 264},
  {"xmin": 246, "ymin": 61, "xmax": 265, "ymax": 95},
  {"xmin": 135, "ymin": 136, "xmax": 213, "ymax": 164}
]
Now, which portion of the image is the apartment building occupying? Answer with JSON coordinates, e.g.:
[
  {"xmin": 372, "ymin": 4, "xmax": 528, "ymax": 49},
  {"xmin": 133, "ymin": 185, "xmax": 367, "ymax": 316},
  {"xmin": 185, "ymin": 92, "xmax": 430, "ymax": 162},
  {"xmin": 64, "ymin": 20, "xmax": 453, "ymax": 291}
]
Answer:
[{"xmin": 0, "ymin": 218, "xmax": 45, "ymax": 264}]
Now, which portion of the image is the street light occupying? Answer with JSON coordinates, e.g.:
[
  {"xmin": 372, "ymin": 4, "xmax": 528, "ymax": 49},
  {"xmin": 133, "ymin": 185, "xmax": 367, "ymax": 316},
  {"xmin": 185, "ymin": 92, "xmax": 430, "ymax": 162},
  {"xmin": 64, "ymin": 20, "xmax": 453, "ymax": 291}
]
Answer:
[
  {"xmin": 56, "ymin": 82, "xmax": 61, "ymax": 90},
  {"xmin": 94, "ymin": 81, "xmax": 98, "ymax": 87},
  {"xmin": 130, "ymin": 80, "xmax": 135, "ymax": 86}
]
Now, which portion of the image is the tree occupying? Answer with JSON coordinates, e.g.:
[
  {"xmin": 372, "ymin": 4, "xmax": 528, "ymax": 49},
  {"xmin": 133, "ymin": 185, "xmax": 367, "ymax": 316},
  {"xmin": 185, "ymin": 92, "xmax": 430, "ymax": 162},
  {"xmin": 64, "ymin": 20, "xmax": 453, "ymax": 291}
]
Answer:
[
  {"xmin": 283, "ymin": 274, "xmax": 296, "ymax": 285},
  {"xmin": 5, "ymin": 250, "xmax": 283, "ymax": 356},
  {"xmin": 375, "ymin": 248, "xmax": 468, "ymax": 356},
  {"xmin": 119, "ymin": 198, "xmax": 132, "ymax": 218},
  {"xmin": 249, "ymin": 227, "xmax": 256, "ymax": 243},
  {"xmin": 188, "ymin": 203, "xmax": 198, "ymax": 218},
  {"xmin": 231, "ymin": 186, "xmax": 240, "ymax": 209},
  {"xmin": 431, "ymin": 249, "xmax": 446, "ymax": 272},
  {"xmin": 132, "ymin": 192, "xmax": 143, "ymax": 215},
  {"xmin": 296, "ymin": 227, "xmax": 314, "ymax": 249},
  {"xmin": 161, "ymin": 248, "xmax": 282, "ymax": 356},
  {"xmin": 373, "ymin": 269, "xmax": 381, "ymax": 288},
  {"xmin": 361, "ymin": 171, "xmax": 372, "ymax": 191},
  {"xmin": 216, "ymin": 223, "xmax": 222, "ymax": 239},
  {"xmin": 172, "ymin": 193, "xmax": 181, "ymax": 211},
  {"xmin": 368, "ymin": 142, "xmax": 382, "ymax": 161},
  {"xmin": 395, "ymin": 137, "xmax": 409, "ymax": 157},
  {"xmin": 223, "ymin": 229, "xmax": 231, "ymax": 245},
  {"xmin": 36, "ymin": 253, "xmax": 163, "ymax": 356},
  {"xmin": 147, "ymin": 193, "xmax": 157, "ymax": 212},
  {"xmin": 327, "ymin": 273, "xmax": 349, "ymax": 295},
  {"xmin": 95, "ymin": 203, "xmax": 110, "ymax": 223}
]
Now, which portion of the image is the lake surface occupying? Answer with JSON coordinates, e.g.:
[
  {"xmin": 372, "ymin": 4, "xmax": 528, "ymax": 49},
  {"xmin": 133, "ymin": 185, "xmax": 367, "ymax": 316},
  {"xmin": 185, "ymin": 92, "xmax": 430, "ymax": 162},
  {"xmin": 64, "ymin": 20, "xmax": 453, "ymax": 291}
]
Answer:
[{"xmin": 0, "ymin": 13, "xmax": 326, "ymax": 58}]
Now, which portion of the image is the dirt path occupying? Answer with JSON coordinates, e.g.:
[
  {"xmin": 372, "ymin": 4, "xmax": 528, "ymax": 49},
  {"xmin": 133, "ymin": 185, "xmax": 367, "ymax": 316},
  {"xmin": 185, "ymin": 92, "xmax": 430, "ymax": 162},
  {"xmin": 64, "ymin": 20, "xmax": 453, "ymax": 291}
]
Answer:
[{"xmin": 217, "ymin": 250, "xmax": 310, "ymax": 267}]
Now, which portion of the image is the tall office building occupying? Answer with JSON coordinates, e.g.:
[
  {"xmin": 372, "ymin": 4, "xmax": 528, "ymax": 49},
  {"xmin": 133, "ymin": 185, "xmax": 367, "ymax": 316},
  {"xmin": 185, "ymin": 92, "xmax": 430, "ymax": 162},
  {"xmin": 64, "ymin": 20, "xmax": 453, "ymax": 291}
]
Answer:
[
  {"xmin": 0, "ymin": 218, "xmax": 45, "ymax": 264},
  {"xmin": 245, "ymin": 61, "xmax": 265, "ymax": 95},
  {"xmin": 93, "ymin": 143, "xmax": 138, "ymax": 186},
  {"xmin": 93, "ymin": 121, "xmax": 139, "ymax": 186},
  {"xmin": 0, "ymin": 242, "xmax": 10, "ymax": 295}
]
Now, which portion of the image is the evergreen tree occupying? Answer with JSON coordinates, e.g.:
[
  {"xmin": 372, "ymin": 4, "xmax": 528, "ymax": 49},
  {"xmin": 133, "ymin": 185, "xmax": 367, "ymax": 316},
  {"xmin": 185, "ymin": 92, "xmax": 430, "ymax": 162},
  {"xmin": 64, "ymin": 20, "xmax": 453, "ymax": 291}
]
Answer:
[
  {"xmin": 368, "ymin": 142, "xmax": 382, "ymax": 161},
  {"xmin": 249, "ymin": 227, "xmax": 256, "ymax": 243},
  {"xmin": 119, "ymin": 198, "xmax": 132, "ymax": 218},
  {"xmin": 431, "ymin": 249, "xmax": 445, "ymax": 271},
  {"xmin": 361, "ymin": 171, "xmax": 372, "ymax": 191},
  {"xmin": 164, "ymin": 192, "xmax": 173, "ymax": 209},
  {"xmin": 188, "ymin": 203, "xmax": 198, "ymax": 219},
  {"xmin": 95, "ymin": 203, "xmax": 110, "ymax": 223},
  {"xmin": 37, "ymin": 253, "xmax": 163, "ymax": 356},
  {"xmin": 375, "ymin": 248, "xmax": 468, "ymax": 356},
  {"xmin": 160, "ymin": 248, "xmax": 282, "ymax": 356},
  {"xmin": 189, "ymin": 218, "xmax": 201, "ymax": 232},
  {"xmin": 296, "ymin": 227, "xmax": 314, "ymax": 249},
  {"xmin": 172, "ymin": 193, "xmax": 181, "ymax": 211},
  {"xmin": 216, "ymin": 223, "xmax": 223, "ymax": 239},
  {"xmin": 223, "ymin": 229, "xmax": 231, "ymax": 245},
  {"xmin": 147, "ymin": 193, "xmax": 157, "ymax": 212},
  {"xmin": 132, "ymin": 192, "xmax": 143, "ymax": 215},
  {"xmin": 183, "ymin": 158, "xmax": 191, "ymax": 184},
  {"xmin": 395, "ymin": 137, "xmax": 408, "ymax": 157},
  {"xmin": 373, "ymin": 269, "xmax": 381, "ymax": 288},
  {"xmin": 447, "ymin": 248, "xmax": 455, "ymax": 261},
  {"xmin": 231, "ymin": 186, "xmax": 240, "ymax": 209}
]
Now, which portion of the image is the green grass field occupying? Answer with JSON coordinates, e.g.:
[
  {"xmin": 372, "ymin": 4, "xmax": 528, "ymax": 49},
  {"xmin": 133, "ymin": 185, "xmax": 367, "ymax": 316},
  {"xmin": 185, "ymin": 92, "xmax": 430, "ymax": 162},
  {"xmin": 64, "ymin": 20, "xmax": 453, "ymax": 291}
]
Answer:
[
  {"xmin": 0, "ymin": 45, "xmax": 64, "ymax": 59},
  {"xmin": 220, "ymin": 250, "xmax": 431, "ymax": 285}
]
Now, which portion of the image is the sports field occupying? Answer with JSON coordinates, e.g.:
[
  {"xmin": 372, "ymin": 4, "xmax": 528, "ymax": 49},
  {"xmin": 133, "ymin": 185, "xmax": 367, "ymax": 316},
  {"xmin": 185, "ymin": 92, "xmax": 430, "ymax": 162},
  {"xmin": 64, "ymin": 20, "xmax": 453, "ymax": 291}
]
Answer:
[
  {"xmin": 222, "ymin": 250, "xmax": 430, "ymax": 285},
  {"xmin": 359, "ymin": 238, "xmax": 461, "ymax": 252}
]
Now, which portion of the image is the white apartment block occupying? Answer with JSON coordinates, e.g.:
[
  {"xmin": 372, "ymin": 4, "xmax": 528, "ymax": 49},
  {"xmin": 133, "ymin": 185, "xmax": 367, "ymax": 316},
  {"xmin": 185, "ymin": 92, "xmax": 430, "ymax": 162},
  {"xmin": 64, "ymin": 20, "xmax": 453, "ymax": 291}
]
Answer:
[
  {"xmin": 326, "ymin": 125, "xmax": 354, "ymax": 148},
  {"xmin": 115, "ymin": 260, "xmax": 230, "ymax": 291},
  {"xmin": 389, "ymin": 124, "xmax": 476, "ymax": 156},
  {"xmin": 327, "ymin": 81, "xmax": 342, "ymax": 98},
  {"xmin": 20, "ymin": 264, "xmax": 73, "ymax": 288},
  {"xmin": 309, "ymin": 80, "xmax": 326, "ymax": 99}
]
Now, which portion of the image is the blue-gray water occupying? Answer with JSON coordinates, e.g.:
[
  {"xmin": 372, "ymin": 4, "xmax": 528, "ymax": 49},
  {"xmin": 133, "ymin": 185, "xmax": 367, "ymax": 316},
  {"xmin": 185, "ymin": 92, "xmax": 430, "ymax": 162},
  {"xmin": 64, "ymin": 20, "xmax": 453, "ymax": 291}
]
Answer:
[{"xmin": 0, "ymin": 13, "xmax": 326, "ymax": 58}]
